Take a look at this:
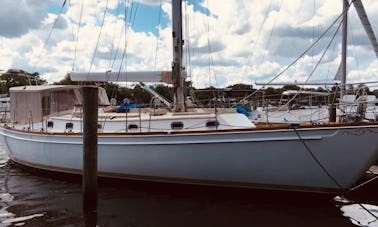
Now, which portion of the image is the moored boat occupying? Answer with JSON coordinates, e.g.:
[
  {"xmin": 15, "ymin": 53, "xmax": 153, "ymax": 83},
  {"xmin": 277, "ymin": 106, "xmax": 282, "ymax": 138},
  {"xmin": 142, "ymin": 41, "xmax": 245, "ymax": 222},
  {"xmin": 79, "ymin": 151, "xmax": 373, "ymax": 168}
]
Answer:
[
  {"xmin": 1, "ymin": 83, "xmax": 378, "ymax": 192},
  {"xmin": 0, "ymin": 0, "xmax": 378, "ymax": 193}
]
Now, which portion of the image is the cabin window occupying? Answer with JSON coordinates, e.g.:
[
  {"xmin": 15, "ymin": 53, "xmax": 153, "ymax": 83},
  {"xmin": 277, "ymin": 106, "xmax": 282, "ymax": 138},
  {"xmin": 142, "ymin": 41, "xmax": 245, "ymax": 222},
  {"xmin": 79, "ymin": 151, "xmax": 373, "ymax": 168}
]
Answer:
[
  {"xmin": 171, "ymin": 121, "xmax": 184, "ymax": 130},
  {"xmin": 128, "ymin": 124, "xmax": 139, "ymax": 130},
  {"xmin": 65, "ymin": 122, "xmax": 74, "ymax": 130},
  {"xmin": 47, "ymin": 121, "xmax": 54, "ymax": 128},
  {"xmin": 206, "ymin": 120, "xmax": 219, "ymax": 128}
]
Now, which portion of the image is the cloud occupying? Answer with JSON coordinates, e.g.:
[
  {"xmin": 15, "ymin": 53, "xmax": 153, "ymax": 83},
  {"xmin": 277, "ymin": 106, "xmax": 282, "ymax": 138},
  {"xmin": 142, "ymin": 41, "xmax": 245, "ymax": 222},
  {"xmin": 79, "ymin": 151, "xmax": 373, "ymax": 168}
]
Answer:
[
  {"xmin": 0, "ymin": 0, "xmax": 49, "ymax": 38},
  {"xmin": 0, "ymin": 0, "xmax": 378, "ymax": 89}
]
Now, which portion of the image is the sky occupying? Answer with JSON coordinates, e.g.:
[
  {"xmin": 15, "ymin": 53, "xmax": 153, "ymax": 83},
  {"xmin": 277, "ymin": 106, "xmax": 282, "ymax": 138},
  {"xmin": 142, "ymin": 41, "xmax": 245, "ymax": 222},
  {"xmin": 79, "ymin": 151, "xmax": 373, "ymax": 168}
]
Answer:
[{"xmin": 0, "ymin": 0, "xmax": 377, "ymax": 89}]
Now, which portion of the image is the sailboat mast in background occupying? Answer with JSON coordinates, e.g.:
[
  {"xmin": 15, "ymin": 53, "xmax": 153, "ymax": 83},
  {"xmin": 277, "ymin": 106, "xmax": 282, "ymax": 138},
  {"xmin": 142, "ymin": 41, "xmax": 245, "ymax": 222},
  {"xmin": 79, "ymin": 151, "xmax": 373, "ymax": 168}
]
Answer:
[
  {"xmin": 172, "ymin": 0, "xmax": 186, "ymax": 112},
  {"xmin": 340, "ymin": 0, "xmax": 348, "ymax": 99}
]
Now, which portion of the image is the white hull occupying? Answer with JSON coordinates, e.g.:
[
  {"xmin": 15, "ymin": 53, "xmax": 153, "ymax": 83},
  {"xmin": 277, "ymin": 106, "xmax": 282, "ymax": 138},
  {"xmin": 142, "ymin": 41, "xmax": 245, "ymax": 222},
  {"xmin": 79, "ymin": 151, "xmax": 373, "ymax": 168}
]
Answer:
[{"xmin": 1, "ymin": 124, "xmax": 378, "ymax": 192}]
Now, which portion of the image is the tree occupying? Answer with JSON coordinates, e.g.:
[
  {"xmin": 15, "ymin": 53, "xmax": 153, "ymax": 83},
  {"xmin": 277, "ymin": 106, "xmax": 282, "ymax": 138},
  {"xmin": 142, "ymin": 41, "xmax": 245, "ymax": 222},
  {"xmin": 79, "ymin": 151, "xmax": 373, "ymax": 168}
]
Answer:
[
  {"xmin": 227, "ymin": 83, "xmax": 253, "ymax": 90},
  {"xmin": 0, "ymin": 69, "xmax": 46, "ymax": 92},
  {"xmin": 153, "ymin": 84, "xmax": 173, "ymax": 102},
  {"xmin": 282, "ymin": 85, "xmax": 300, "ymax": 91},
  {"xmin": 130, "ymin": 84, "xmax": 151, "ymax": 105},
  {"xmin": 53, "ymin": 74, "xmax": 80, "ymax": 85}
]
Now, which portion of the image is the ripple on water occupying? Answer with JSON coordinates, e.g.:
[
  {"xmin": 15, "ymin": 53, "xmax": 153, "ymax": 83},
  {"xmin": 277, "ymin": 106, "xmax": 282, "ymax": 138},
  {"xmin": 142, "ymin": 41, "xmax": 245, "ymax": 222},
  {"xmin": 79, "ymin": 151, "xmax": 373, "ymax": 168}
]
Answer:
[
  {"xmin": 1, "ymin": 213, "xmax": 44, "ymax": 226},
  {"xmin": 340, "ymin": 204, "xmax": 378, "ymax": 227}
]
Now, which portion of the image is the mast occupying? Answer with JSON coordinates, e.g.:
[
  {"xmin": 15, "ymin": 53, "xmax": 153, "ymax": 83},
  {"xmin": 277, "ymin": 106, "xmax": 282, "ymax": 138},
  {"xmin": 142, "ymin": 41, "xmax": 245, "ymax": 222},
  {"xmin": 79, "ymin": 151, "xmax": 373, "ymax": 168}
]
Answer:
[
  {"xmin": 172, "ymin": 0, "xmax": 186, "ymax": 112},
  {"xmin": 353, "ymin": 0, "xmax": 378, "ymax": 59},
  {"xmin": 340, "ymin": 0, "xmax": 348, "ymax": 99}
]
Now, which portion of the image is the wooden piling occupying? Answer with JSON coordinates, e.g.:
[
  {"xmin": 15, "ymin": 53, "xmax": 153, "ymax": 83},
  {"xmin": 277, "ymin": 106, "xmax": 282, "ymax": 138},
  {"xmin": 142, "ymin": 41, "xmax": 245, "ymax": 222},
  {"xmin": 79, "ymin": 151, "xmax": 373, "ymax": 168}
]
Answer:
[
  {"xmin": 328, "ymin": 94, "xmax": 336, "ymax": 123},
  {"xmin": 82, "ymin": 86, "xmax": 98, "ymax": 220},
  {"xmin": 328, "ymin": 104, "xmax": 336, "ymax": 123}
]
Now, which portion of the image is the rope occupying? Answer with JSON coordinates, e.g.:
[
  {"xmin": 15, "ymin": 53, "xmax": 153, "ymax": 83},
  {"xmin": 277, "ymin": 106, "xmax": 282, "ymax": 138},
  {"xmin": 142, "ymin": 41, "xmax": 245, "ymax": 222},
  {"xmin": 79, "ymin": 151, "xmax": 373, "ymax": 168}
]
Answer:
[{"xmin": 293, "ymin": 126, "xmax": 378, "ymax": 221}]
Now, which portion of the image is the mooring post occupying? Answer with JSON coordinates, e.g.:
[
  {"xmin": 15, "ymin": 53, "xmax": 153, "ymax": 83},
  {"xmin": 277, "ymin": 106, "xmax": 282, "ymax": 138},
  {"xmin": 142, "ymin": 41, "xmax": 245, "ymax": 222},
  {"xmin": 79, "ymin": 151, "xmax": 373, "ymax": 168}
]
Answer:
[
  {"xmin": 82, "ymin": 86, "xmax": 98, "ymax": 225},
  {"xmin": 328, "ymin": 103, "xmax": 336, "ymax": 123},
  {"xmin": 328, "ymin": 90, "xmax": 337, "ymax": 123}
]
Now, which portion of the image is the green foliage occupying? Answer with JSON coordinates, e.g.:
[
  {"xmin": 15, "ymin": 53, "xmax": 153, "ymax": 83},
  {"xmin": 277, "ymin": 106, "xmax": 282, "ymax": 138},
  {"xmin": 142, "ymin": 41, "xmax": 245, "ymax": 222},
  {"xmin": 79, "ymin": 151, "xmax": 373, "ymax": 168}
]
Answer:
[
  {"xmin": 53, "ymin": 74, "xmax": 79, "ymax": 85},
  {"xmin": 226, "ymin": 83, "xmax": 253, "ymax": 90},
  {"xmin": 153, "ymin": 84, "xmax": 173, "ymax": 102},
  {"xmin": 0, "ymin": 69, "xmax": 46, "ymax": 92},
  {"xmin": 282, "ymin": 85, "xmax": 300, "ymax": 91}
]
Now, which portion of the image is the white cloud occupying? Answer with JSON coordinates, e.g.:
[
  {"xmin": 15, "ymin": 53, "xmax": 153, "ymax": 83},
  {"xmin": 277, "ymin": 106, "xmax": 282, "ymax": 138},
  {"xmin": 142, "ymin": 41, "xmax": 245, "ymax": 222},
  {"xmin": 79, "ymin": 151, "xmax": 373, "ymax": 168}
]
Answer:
[
  {"xmin": 0, "ymin": 0, "xmax": 50, "ymax": 38},
  {"xmin": 0, "ymin": 0, "xmax": 377, "ymax": 89}
]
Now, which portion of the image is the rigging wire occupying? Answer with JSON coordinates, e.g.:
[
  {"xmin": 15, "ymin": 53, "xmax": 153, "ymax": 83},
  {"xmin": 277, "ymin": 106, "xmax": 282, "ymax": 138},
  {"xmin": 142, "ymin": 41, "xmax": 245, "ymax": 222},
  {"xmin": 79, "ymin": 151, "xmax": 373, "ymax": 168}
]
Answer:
[
  {"xmin": 253, "ymin": 24, "xmax": 343, "ymax": 116},
  {"xmin": 68, "ymin": 0, "xmax": 75, "ymax": 52},
  {"xmin": 154, "ymin": 0, "xmax": 163, "ymax": 71},
  {"xmin": 130, "ymin": 1, "xmax": 140, "ymax": 29},
  {"xmin": 250, "ymin": 0, "xmax": 274, "ymax": 61},
  {"xmin": 241, "ymin": 4, "xmax": 350, "ymax": 103},
  {"xmin": 108, "ymin": 0, "xmax": 124, "ymax": 70},
  {"xmin": 348, "ymin": 16, "xmax": 362, "ymax": 81},
  {"xmin": 201, "ymin": 0, "xmax": 221, "ymax": 106},
  {"xmin": 261, "ymin": 0, "xmax": 283, "ymax": 65},
  {"xmin": 88, "ymin": 0, "xmax": 110, "ymax": 74},
  {"xmin": 312, "ymin": 0, "xmax": 316, "ymax": 70},
  {"xmin": 110, "ymin": 0, "xmax": 133, "ymax": 71},
  {"xmin": 201, "ymin": 0, "xmax": 218, "ymax": 89},
  {"xmin": 31, "ymin": 0, "xmax": 67, "ymax": 75},
  {"xmin": 184, "ymin": 0, "xmax": 193, "ymax": 82},
  {"xmin": 111, "ymin": 0, "xmax": 132, "ymax": 99},
  {"xmin": 323, "ymin": 40, "xmax": 339, "ymax": 91},
  {"xmin": 107, "ymin": 0, "xmax": 125, "ymax": 100},
  {"xmin": 110, "ymin": 25, "xmax": 126, "ymax": 70},
  {"xmin": 111, "ymin": 0, "xmax": 140, "ymax": 99},
  {"xmin": 242, "ymin": 0, "xmax": 274, "ymax": 85},
  {"xmin": 276, "ymin": 16, "xmax": 344, "ymax": 112},
  {"xmin": 72, "ymin": 0, "xmax": 84, "ymax": 71}
]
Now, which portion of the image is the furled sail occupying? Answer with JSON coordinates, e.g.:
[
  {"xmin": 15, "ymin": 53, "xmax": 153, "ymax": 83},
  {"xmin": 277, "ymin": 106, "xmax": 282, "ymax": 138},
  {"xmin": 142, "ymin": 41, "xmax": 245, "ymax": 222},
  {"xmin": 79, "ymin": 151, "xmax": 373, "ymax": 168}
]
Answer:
[{"xmin": 69, "ymin": 71, "xmax": 174, "ymax": 84}]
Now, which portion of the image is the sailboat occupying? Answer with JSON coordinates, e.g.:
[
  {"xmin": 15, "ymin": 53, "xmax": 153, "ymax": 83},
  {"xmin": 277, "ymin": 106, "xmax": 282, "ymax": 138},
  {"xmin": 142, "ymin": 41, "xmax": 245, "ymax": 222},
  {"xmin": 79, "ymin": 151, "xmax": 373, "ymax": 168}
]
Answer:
[
  {"xmin": 0, "ymin": 0, "xmax": 377, "ymax": 193},
  {"xmin": 253, "ymin": 0, "xmax": 378, "ymax": 125}
]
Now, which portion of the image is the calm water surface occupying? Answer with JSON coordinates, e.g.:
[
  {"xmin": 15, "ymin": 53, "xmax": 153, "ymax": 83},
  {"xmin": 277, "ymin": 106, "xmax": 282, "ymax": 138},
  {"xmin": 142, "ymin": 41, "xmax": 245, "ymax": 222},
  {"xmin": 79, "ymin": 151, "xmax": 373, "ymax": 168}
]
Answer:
[{"xmin": 0, "ymin": 145, "xmax": 377, "ymax": 227}]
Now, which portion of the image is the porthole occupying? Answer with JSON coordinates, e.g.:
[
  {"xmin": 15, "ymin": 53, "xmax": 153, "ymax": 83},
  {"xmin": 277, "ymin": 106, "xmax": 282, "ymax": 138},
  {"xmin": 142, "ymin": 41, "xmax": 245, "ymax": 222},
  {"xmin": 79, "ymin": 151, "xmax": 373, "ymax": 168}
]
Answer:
[
  {"xmin": 47, "ymin": 121, "xmax": 54, "ymax": 128},
  {"xmin": 171, "ymin": 121, "xmax": 184, "ymax": 130},
  {"xmin": 65, "ymin": 122, "xmax": 74, "ymax": 130},
  {"xmin": 206, "ymin": 120, "xmax": 219, "ymax": 128},
  {"xmin": 128, "ymin": 124, "xmax": 139, "ymax": 130}
]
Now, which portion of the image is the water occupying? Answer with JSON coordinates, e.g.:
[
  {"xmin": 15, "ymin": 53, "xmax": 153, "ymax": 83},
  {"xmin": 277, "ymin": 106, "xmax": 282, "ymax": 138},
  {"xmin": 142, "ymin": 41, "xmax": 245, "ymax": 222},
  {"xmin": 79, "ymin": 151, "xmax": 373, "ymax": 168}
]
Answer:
[{"xmin": 0, "ymin": 147, "xmax": 377, "ymax": 226}]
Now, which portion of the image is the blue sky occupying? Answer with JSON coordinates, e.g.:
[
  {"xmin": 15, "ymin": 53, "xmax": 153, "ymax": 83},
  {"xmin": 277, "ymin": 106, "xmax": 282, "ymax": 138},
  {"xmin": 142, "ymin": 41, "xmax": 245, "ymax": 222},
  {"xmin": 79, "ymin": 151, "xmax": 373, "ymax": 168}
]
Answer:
[{"xmin": 129, "ymin": 3, "xmax": 169, "ymax": 34}]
